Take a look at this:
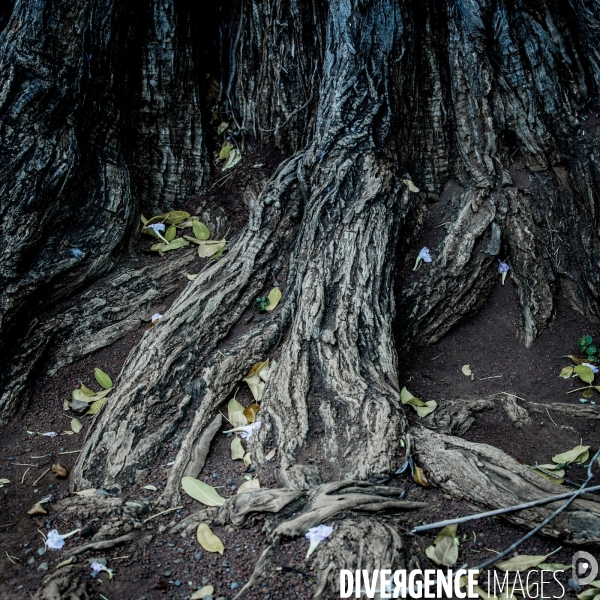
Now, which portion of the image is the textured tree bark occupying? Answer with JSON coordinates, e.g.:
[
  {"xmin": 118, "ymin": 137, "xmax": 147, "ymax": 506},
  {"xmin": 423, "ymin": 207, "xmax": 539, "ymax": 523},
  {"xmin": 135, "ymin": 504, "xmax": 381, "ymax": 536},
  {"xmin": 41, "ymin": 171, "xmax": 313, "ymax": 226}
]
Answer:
[{"xmin": 3, "ymin": 0, "xmax": 600, "ymax": 597}]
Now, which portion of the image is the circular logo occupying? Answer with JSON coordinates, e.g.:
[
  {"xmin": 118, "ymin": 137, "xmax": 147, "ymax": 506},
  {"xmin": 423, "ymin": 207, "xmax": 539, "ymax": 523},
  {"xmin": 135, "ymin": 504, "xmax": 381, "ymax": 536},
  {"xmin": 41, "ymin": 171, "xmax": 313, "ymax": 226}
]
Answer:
[{"xmin": 573, "ymin": 551, "xmax": 598, "ymax": 586}]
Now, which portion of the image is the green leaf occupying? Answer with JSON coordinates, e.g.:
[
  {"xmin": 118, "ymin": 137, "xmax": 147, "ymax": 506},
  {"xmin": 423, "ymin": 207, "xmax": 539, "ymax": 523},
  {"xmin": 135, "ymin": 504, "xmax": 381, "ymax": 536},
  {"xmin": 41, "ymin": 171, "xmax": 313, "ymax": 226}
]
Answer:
[
  {"xmin": 94, "ymin": 368, "xmax": 113, "ymax": 390},
  {"xmin": 577, "ymin": 590, "xmax": 599, "ymax": 600},
  {"xmin": 536, "ymin": 563, "xmax": 572, "ymax": 572},
  {"xmin": 574, "ymin": 365, "xmax": 595, "ymax": 383},
  {"xmin": 495, "ymin": 554, "xmax": 548, "ymax": 572},
  {"xmin": 162, "ymin": 238, "xmax": 189, "ymax": 252},
  {"xmin": 181, "ymin": 477, "xmax": 226, "ymax": 506},
  {"xmin": 163, "ymin": 211, "xmax": 191, "ymax": 225},
  {"xmin": 400, "ymin": 387, "xmax": 426, "ymax": 407},
  {"xmin": 265, "ymin": 287, "xmax": 282, "ymax": 312},
  {"xmin": 193, "ymin": 221, "xmax": 211, "ymax": 241},
  {"xmin": 414, "ymin": 401, "xmax": 437, "ymax": 418},
  {"xmin": 165, "ymin": 224, "xmax": 177, "ymax": 242},
  {"xmin": 237, "ymin": 478, "xmax": 260, "ymax": 494},
  {"xmin": 197, "ymin": 240, "xmax": 226, "ymax": 258},
  {"xmin": 86, "ymin": 398, "xmax": 106, "ymax": 415},
  {"xmin": 80, "ymin": 384, "xmax": 96, "ymax": 397},
  {"xmin": 217, "ymin": 122, "xmax": 229, "ymax": 135},
  {"xmin": 434, "ymin": 535, "xmax": 458, "ymax": 567},
  {"xmin": 552, "ymin": 445, "xmax": 590, "ymax": 465},
  {"xmin": 210, "ymin": 246, "xmax": 224, "ymax": 259},
  {"xmin": 71, "ymin": 418, "xmax": 83, "ymax": 433},
  {"xmin": 219, "ymin": 143, "xmax": 233, "ymax": 160},
  {"xmin": 223, "ymin": 148, "xmax": 242, "ymax": 171},
  {"xmin": 559, "ymin": 366, "xmax": 573, "ymax": 378}
]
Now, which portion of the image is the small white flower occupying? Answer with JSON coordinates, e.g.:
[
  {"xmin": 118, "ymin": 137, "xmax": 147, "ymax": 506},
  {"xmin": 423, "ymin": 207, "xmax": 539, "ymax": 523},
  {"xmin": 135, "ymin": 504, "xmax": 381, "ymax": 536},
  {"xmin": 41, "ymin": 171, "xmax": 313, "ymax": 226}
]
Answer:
[
  {"xmin": 46, "ymin": 530, "xmax": 65, "ymax": 550},
  {"xmin": 42, "ymin": 432, "xmax": 58, "ymax": 438},
  {"xmin": 90, "ymin": 561, "xmax": 114, "ymax": 579},
  {"xmin": 223, "ymin": 421, "xmax": 262, "ymax": 440},
  {"xmin": 151, "ymin": 313, "xmax": 163, "ymax": 323},
  {"xmin": 582, "ymin": 363, "xmax": 599, "ymax": 374},
  {"xmin": 144, "ymin": 223, "xmax": 168, "ymax": 243},
  {"xmin": 305, "ymin": 524, "xmax": 334, "ymax": 558},
  {"xmin": 413, "ymin": 247, "xmax": 432, "ymax": 271},
  {"xmin": 498, "ymin": 259, "xmax": 510, "ymax": 285}
]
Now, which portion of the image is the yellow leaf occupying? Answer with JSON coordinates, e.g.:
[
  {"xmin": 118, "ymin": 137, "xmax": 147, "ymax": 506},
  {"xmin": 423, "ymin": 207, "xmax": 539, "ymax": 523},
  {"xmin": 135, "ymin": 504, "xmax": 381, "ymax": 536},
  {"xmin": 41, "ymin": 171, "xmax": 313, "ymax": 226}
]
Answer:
[
  {"xmin": 71, "ymin": 418, "xmax": 83, "ymax": 433},
  {"xmin": 462, "ymin": 365, "xmax": 472, "ymax": 376},
  {"xmin": 243, "ymin": 453, "xmax": 252, "ymax": 467},
  {"xmin": 265, "ymin": 287, "xmax": 282, "ymax": 311},
  {"xmin": 80, "ymin": 384, "xmax": 96, "ymax": 397},
  {"xmin": 231, "ymin": 437, "xmax": 245, "ymax": 461},
  {"xmin": 414, "ymin": 466, "xmax": 429, "ymax": 486},
  {"xmin": 414, "ymin": 400, "xmax": 437, "ymax": 418},
  {"xmin": 495, "ymin": 554, "xmax": 548, "ymax": 572},
  {"xmin": 223, "ymin": 148, "xmax": 242, "ymax": 171},
  {"xmin": 196, "ymin": 240, "xmax": 226, "ymax": 258},
  {"xmin": 196, "ymin": 524, "xmax": 224, "ymax": 554},
  {"xmin": 217, "ymin": 121, "xmax": 229, "ymax": 134}
]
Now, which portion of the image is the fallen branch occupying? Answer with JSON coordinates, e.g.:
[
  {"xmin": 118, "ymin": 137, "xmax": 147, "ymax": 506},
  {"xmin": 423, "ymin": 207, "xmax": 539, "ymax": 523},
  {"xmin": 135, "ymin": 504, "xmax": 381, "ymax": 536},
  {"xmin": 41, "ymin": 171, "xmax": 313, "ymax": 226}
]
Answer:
[
  {"xmin": 465, "ymin": 448, "xmax": 600, "ymax": 572},
  {"xmin": 413, "ymin": 483, "xmax": 600, "ymax": 533}
]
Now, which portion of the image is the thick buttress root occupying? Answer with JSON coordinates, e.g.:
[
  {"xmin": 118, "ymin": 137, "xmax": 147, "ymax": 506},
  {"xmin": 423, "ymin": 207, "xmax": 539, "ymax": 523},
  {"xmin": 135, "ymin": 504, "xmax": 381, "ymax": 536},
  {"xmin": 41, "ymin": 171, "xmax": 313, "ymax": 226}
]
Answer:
[{"xmin": 173, "ymin": 482, "xmax": 425, "ymax": 598}]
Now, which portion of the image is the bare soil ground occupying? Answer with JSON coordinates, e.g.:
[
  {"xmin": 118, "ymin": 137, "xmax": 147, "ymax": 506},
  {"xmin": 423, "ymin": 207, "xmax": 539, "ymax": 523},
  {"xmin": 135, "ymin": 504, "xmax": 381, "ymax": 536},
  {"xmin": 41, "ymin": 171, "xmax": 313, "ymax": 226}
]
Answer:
[{"xmin": 1, "ymin": 165, "xmax": 598, "ymax": 599}]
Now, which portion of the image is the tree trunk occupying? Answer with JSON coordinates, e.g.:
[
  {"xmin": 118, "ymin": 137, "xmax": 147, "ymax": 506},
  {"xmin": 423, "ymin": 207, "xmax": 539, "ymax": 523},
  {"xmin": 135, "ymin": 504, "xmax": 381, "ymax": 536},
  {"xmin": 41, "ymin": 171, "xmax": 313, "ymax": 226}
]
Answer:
[{"xmin": 3, "ymin": 0, "xmax": 600, "ymax": 596}]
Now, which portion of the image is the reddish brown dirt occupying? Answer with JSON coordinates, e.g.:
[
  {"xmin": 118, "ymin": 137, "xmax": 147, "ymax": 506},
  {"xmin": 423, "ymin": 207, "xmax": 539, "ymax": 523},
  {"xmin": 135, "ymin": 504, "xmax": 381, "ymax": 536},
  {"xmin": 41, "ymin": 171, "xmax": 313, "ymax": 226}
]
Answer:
[{"xmin": 2, "ymin": 163, "xmax": 599, "ymax": 599}]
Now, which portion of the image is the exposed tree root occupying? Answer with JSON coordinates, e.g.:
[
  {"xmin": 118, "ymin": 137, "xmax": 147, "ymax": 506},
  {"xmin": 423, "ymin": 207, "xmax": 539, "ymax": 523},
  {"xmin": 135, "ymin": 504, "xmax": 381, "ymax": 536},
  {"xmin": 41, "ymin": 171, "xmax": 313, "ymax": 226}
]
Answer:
[
  {"xmin": 413, "ymin": 427, "xmax": 600, "ymax": 544},
  {"xmin": 34, "ymin": 565, "xmax": 88, "ymax": 600}
]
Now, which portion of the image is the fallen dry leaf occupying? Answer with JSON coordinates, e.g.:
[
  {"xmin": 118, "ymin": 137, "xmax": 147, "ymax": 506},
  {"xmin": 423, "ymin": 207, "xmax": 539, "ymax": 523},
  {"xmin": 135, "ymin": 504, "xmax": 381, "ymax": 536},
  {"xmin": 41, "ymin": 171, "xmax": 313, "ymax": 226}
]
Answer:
[
  {"xmin": 196, "ymin": 524, "xmax": 224, "ymax": 554},
  {"xmin": 243, "ymin": 403, "xmax": 260, "ymax": 423},
  {"xmin": 27, "ymin": 502, "xmax": 47, "ymax": 515},
  {"xmin": 461, "ymin": 365, "xmax": 472, "ymax": 376},
  {"xmin": 52, "ymin": 463, "xmax": 68, "ymax": 478},
  {"xmin": 413, "ymin": 466, "xmax": 429, "ymax": 486}
]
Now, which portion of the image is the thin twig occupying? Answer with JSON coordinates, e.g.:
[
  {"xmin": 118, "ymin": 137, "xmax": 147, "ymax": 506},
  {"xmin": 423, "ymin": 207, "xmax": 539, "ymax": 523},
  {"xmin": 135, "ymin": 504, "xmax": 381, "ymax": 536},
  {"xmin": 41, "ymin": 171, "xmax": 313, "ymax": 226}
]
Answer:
[
  {"xmin": 31, "ymin": 455, "xmax": 50, "ymax": 459},
  {"xmin": 21, "ymin": 467, "xmax": 31, "ymax": 484},
  {"xmin": 431, "ymin": 352, "xmax": 447, "ymax": 361},
  {"xmin": 567, "ymin": 386, "xmax": 595, "ymax": 395},
  {"xmin": 0, "ymin": 523, "xmax": 15, "ymax": 529},
  {"xmin": 14, "ymin": 463, "xmax": 38, "ymax": 467},
  {"xmin": 33, "ymin": 468, "xmax": 50, "ymax": 486},
  {"xmin": 6, "ymin": 551, "xmax": 18, "ymax": 564},
  {"xmin": 59, "ymin": 450, "xmax": 81, "ymax": 454},
  {"xmin": 492, "ymin": 391, "xmax": 529, "ymax": 402},
  {"xmin": 464, "ymin": 448, "xmax": 600, "ymax": 573},
  {"xmin": 479, "ymin": 376, "xmax": 502, "ymax": 381},
  {"xmin": 546, "ymin": 408, "xmax": 558, "ymax": 427},
  {"xmin": 143, "ymin": 506, "xmax": 183, "ymax": 523},
  {"xmin": 435, "ymin": 221, "xmax": 452, "ymax": 229},
  {"xmin": 412, "ymin": 483, "xmax": 600, "ymax": 533}
]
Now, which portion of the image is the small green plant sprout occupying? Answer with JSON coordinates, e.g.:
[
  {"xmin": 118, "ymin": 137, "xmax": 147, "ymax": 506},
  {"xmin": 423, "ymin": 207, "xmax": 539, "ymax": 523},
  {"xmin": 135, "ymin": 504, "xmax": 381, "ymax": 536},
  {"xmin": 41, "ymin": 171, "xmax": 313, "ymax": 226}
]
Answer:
[
  {"xmin": 254, "ymin": 296, "xmax": 270, "ymax": 312},
  {"xmin": 579, "ymin": 335, "xmax": 598, "ymax": 363}
]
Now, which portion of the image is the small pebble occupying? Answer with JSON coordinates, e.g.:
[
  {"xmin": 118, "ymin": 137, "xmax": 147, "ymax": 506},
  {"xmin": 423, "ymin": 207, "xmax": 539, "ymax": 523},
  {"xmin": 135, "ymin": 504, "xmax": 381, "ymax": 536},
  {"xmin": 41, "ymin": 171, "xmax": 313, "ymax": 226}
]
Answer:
[
  {"xmin": 128, "ymin": 477, "xmax": 134, "ymax": 484},
  {"xmin": 174, "ymin": 580, "xmax": 182, "ymax": 587},
  {"xmin": 37, "ymin": 548, "xmax": 46, "ymax": 556},
  {"xmin": 28, "ymin": 558, "xmax": 35, "ymax": 566},
  {"xmin": 6, "ymin": 457, "xmax": 14, "ymax": 461},
  {"xmin": 163, "ymin": 571, "xmax": 172, "ymax": 577},
  {"xmin": 231, "ymin": 582, "xmax": 239, "ymax": 590},
  {"xmin": 204, "ymin": 596, "xmax": 213, "ymax": 600},
  {"xmin": 177, "ymin": 548, "xmax": 184, "ymax": 554},
  {"xmin": 195, "ymin": 552, "xmax": 203, "ymax": 560},
  {"xmin": 37, "ymin": 562, "xmax": 48, "ymax": 571}
]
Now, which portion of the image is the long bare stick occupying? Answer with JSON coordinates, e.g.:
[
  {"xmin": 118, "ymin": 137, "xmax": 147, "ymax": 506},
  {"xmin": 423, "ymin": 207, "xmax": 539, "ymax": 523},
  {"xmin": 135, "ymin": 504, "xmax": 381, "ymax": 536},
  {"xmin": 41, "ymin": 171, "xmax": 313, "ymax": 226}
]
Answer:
[
  {"xmin": 413, "ymin": 483, "xmax": 600, "ymax": 533},
  {"xmin": 465, "ymin": 448, "xmax": 600, "ymax": 572},
  {"xmin": 143, "ymin": 506, "xmax": 183, "ymax": 523}
]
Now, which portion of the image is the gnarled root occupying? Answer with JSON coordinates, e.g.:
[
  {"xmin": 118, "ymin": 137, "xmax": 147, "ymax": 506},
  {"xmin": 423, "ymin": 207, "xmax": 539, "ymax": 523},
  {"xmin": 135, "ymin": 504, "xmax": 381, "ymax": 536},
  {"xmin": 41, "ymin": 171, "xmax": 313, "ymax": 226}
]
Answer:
[{"xmin": 413, "ymin": 427, "xmax": 600, "ymax": 544}]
